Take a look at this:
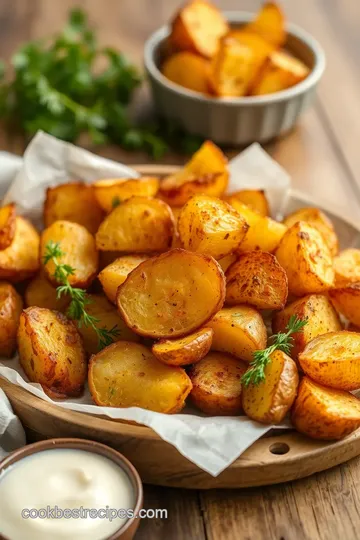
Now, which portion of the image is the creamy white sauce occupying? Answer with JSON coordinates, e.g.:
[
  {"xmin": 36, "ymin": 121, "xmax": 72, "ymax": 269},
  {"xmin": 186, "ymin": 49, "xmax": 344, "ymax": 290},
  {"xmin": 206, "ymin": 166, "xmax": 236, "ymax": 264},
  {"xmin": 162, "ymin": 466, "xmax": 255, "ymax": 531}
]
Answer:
[{"xmin": 0, "ymin": 448, "xmax": 136, "ymax": 540}]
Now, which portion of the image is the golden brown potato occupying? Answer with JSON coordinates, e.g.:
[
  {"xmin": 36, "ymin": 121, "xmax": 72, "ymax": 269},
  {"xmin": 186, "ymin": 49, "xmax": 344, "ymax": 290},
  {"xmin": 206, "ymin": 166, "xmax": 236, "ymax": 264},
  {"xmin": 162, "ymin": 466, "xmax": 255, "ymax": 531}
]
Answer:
[
  {"xmin": 0, "ymin": 204, "xmax": 16, "ymax": 250},
  {"xmin": 178, "ymin": 194, "xmax": 249, "ymax": 259},
  {"xmin": 239, "ymin": 216, "xmax": 286, "ymax": 253},
  {"xmin": 117, "ymin": 249, "xmax": 226, "ymax": 338},
  {"xmin": 207, "ymin": 305, "xmax": 267, "ymax": 362},
  {"xmin": 333, "ymin": 249, "xmax": 360, "ymax": 286},
  {"xmin": 189, "ymin": 352, "xmax": 248, "ymax": 415},
  {"xmin": 25, "ymin": 273, "xmax": 70, "ymax": 312},
  {"xmin": 275, "ymin": 221, "xmax": 334, "ymax": 296},
  {"xmin": 89, "ymin": 341, "xmax": 192, "ymax": 413},
  {"xmin": 223, "ymin": 197, "xmax": 262, "ymax": 227},
  {"xmin": 291, "ymin": 376, "xmax": 360, "ymax": 440},
  {"xmin": 17, "ymin": 307, "xmax": 87, "ymax": 398},
  {"xmin": 283, "ymin": 207, "xmax": 338, "ymax": 256},
  {"xmin": 162, "ymin": 52, "xmax": 211, "ymax": 94},
  {"xmin": 242, "ymin": 350, "xmax": 298, "ymax": 424},
  {"xmin": 93, "ymin": 177, "xmax": 159, "ymax": 213},
  {"xmin": 244, "ymin": 2, "xmax": 286, "ymax": 47},
  {"xmin": 98, "ymin": 255, "xmax": 149, "ymax": 304},
  {"xmin": 0, "ymin": 217, "xmax": 40, "ymax": 282},
  {"xmin": 218, "ymin": 253, "xmax": 237, "ymax": 273},
  {"xmin": 170, "ymin": 0, "xmax": 229, "ymax": 58},
  {"xmin": 329, "ymin": 284, "xmax": 360, "ymax": 327},
  {"xmin": 159, "ymin": 141, "xmax": 229, "ymax": 206},
  {"xmin": 44, "ymin": 182, "xmax": 104, "ymax": 234},
  {"xmin": 41, "ymin": 220, "xmax": 98, "ymax": 289},
  {"xmin": 298, "ymin": 331, "xmax": 360, "ymax": 391},
  {"xmin": 225, "ymin": 251, "xmax": 288, "ymax": 309},
  {"xmin": 152, "ymin": 327, "xmax": 213, "ymax": 366},
  {"xmin": 0, "ymin": 282, "xmax": 23, "ymax": 357},
  {"xmin": 95, "ymin": 196, "xmax": 174, "ymax": 253},
  {"xmin": 225, "ymin": 189, "xmax": 269, "ymax": 216},
  {"xmin": 273, "ymin": 294, "xmax": 342, "ymax": 360}
]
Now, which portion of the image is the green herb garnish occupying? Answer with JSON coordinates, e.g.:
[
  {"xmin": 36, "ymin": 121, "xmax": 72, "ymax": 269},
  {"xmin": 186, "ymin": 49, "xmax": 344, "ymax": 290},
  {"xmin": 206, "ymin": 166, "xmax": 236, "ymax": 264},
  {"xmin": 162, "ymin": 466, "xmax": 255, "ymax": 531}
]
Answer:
[{"xmin": 112, "ymin": 196, "xmax": 121, "ymax": 209}]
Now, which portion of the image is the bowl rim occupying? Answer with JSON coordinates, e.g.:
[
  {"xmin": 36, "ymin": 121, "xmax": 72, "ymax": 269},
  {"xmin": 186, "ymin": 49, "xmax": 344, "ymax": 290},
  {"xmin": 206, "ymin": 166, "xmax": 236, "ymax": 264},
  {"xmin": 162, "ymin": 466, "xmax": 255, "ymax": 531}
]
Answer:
[{"xmin": 144, "ymin": 10, "xmax": 326, "ymax": 106}]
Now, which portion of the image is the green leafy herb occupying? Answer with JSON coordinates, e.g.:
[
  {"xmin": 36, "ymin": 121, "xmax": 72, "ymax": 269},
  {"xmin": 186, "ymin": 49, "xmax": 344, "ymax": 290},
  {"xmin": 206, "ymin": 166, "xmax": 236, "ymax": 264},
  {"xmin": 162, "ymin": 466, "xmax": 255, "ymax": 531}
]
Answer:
[
  {"xmin": 43, "ymin": 240, "xmax": 120, "ymax": 350},
  {"xmin": 112, "ymin": 196, "xmax": 121, "ymax": 209},
  {"xmin": 241, "ymin": 316, "xmax": 307, "ymax": 387}
]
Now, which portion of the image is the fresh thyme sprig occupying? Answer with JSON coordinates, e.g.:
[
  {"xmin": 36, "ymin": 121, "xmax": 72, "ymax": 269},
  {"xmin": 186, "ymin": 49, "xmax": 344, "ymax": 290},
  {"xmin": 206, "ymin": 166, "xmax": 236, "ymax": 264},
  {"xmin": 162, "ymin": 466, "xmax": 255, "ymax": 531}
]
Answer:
[
  {"xmin": 43, "ymin": 240, "xmax": 120, "ymax": 350},
  {"xmin": 241, "ymin": 315, "xmax": 307, "ymax": 387}
]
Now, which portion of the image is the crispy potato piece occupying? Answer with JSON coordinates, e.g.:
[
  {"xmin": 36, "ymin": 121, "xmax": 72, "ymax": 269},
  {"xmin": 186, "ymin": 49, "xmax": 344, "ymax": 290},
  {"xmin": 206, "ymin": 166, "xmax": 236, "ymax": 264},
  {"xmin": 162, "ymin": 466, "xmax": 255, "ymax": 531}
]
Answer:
[
  {"xmin": 25, "ymin": 273, "xmax": 70, "ymax": 312},
  {"xmin": 239, "ymin": 216, "xmax": 286, "ymax": 253},
  {"xmin": 189, "ymin": 352, "xmax": 248, "ymax": 415},
  {"xmin": 95, "ymin": 196, "xmax": 174, "ymax": 253},
  {"xmin": 207, "ymin": 305, "xmax": 267, "ymax": 362},
  {"xmin": 44, "ymin": 182, "xmax": 104, "ymax": 234},
  {"xmin": 329, "ymin": 284, "xmax": 360, "ymax": 327},
  {"xmin": 218, "ymin": 253, "xmax": 237, "ymax": 273},
  {"xmin": 89, "ymin": 341, "xmax": 192, "ymax": 413},
  {"xmin": 244, "ymin": 2, "xmax": 286, "ymax": 47},
  {"xmin": 0, "ymin": 217, "xmax": 40, "ymax": 282},
  {"xmin": 226, "ymin": 189, "xmax": 269, "ymax": 216},
  {"xmin": 0, "ymin": 204, "xmax": 16, "ymax": 250},
  {"xmin": 17, "ymin": 307, "xmax": 87, "ymax": 398},
  {"xmin": 0, "ymin": 282, "xmax": 23, "ymax": 357},
  {"xmin": 75, "ymin": 294, "xmax": 139, "ymax": 355},
  {"xmin": 273, "ymin": 294, "xmax": 342, "ymax": 360},
  {"xmin": 283, "ymin": 207, "xmax": 338, "ymax": 256},
  {"xmin": 159, "ymin": 141, "xmax": 229, "ymax": 206},
  {"xmin": 275, "ymin": 221, "xmax": 334, "ymax": 296},
  {"xmin": 41, "ymin": 220, "xmax": 98, "ymax": 289},
  {"xmin": 333, "ymin": 249, "xmax": 360, "ymax": 287},
  {"xmin": 178, "ymin": 194, "xmax": 249, "ymax": 259},
  {"xmin": 291, "ymin": 376, "xmax": 360, "ymax": 440},
  {"xmin": 152, "ymin": 327, "xmax": 213, "ymax": 366},
  {"xmin": 162, "ymin": 51, "xmax": 210, "ymax": 94},
  {"xmin": 242, "ymin": 350, "xmax": 298, "ymax": 424},
  {"xmin": 170, "ymin": 0, "xmax": 229, "ymax": 58},
  {"xmin": 225, "ymin": 251, "xmax": 288, "ymax": 309},
  {"xmin": 93, "ymin": 177, "xmax": 159, "ymax": 214},
  {"xmin": 223, "ymin": 197, "xmax": 262, "ymax": 227},
  {"xmin": 117, "ymin": 249, "xmax": 225, "ymax": 338},
  {"xmin": 98, "ymin": 255, "xmax": 149, "ymax": 304}
]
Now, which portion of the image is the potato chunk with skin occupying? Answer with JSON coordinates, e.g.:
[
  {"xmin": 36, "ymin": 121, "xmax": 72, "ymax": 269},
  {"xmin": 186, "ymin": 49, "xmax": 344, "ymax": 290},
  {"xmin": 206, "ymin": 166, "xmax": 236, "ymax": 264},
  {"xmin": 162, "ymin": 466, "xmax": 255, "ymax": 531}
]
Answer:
[
  {"xmin": 98, "ymin": 255, "xmax": 149, "ymax": 304},
  {"xmin": 25, "ymin": 273, "xmax": 70, "ymax": 312},
  {"xmin": 207, "ymin": 305, "xmax": 267, "ymax": 362},
  {"xmin": 273, "ymin": 294, "xmax": 342, "ymax": 360},
  {"xmin": 0, "ymin": 282, "xmax": 23, "ymax": 357},
  {"xmin": 93, "ymin": 177, "xmax": 159, "ymax": 213},
  {"xmin": 244, "ymin": 2, "xmax": 286, "ymax": 47},
  {"xmin": 225, "ymin": 251, "xmax": 288, "ymax": 310},
  {"xmin": 17, "ymin": 307, "xmax": 87, "ymax": 399},
  {"xmin": 242, "ymin": 350, "xmax": 298, "ymax": 424},
  {"xmin": 0, "ymin": 217, "xmax": 40, "ymax": 282},
  {"xmin": 329, "ymin": 284, "xmax": 360, "ymax": 327},
  {"xmin": 162, "ymin": 52, "xmax": 211, "ymax": 94},
  {"xmin": 0, "ymin": 204, "xmax": 16, "ymax": 250},
  {"xmin": 41, "ymin": 220, "xmax": 98, "ymax": 289},
  {"xmin": 152, "ymin": 327, "xmax": 213, "ymax": 366},
  {"xmin": 178, "ymin": 195, "xmax": 249, "ymax": 259},
  {"xmin": 275, "ymin": 221, "xmax": 334, "ymax": 296},
  {"xmin": 189, "ymin": 352, "xmax": 248, "ymax": 415},
  {"xmin": 89, "ymin": 341, "xmax": 192, "ymax": 413},
  {"xmin": 117, "ymin": 249, "xmax": 226, "ymax": 339},
  {"xmin": 95, "ymin": 196, "xmax": 174, "ymax": 253},
  {"xmin": 223, "ymin": 198, "xmax": 261, "ymax": 227},
  {"xmin": 218, "ymin": 253, "xmax": 237, "ymax": 273},
  {"xmin": 225, "ymin": 189, "xmax": 269, "ymax": 216},
  {"xmin": 333, "ymin": 249, "xmax": 360, "ymax": 286},
  {"xmin": 292, "ymin": 376, "xmax": 360, "ymax": 440},
  {"xmin": 239, "ymin": 216, "xmax": 286, "ymax": 253}
]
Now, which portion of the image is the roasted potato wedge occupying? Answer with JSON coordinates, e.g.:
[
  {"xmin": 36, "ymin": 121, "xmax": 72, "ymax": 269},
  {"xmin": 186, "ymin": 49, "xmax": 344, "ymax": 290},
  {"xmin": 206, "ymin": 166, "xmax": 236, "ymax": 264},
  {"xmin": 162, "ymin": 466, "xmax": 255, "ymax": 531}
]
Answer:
[
  {"xmin": 244, "ymin": 2, "xmax": 286, "ymax": 47},
  {"xmin": 117, "ymin": 249, "xmax": 225, "ymax": 338},
  {"xmin": 218, "ymin": 253, "xmax": 237, "ymax": 273},
  {"xmin": 225, "ymin": 251, "xmax": 288, "ymax": 310},
  {"xmin": 298, "ymin": 331, "xmax": 360, "ymax": 391},
  {"xmin": 41, "ymin": 220, "xmax": 98, "ymax": 288},
  {"xmin": 152, "ymin": 327, "xmax": 213, "ymax": 366},
  {"xmin": 329, "ymin": 284, "xmax": 360, "ymax": 327},
  {"xmin": 223, "ymin": 197, "xmax": 262, "ymax": 227},
  {"xmin": 333, "ymin": 249, "xmax": 360, "ymax": 287},
  {"xmin": 0, "ymin": 204, "xmax": 16, "ymax": 250},
  {"xmin": 162, "ymin": 51, "xmax": 211, "ymax": 94},
  {"xmin": 239, "ymin": 216, "xmax": 286, "ymax": 253},
  {"xmin": 292, "ymin": 376, "xmax": 360, "ymax": 440},
  {"xmin": 89, "ymin": 341, "xmax": 192, "ymax": 413},
  {"xmin": 98, "ymin": 255, "xmax": 149, "ymax": 304},
  {"xmin": 178, "ymin": 194, "xmax": 249, "ymax": 259},
  {"xmin": 44, "ymin": 182, "xmax": 104, "ymax": 234},
  {"xmin": 275, "ymin": 221, "xmax": 334, "ymax": 296},
  {"xmin": 95, "ymin": 196, "xmax": 174, "ymax": 253},
  {"xmin": 159, "ymin": 141, "xmax": 228, "ymax": 206},
  {"xmin": 0, "ymin": 217, "xmax": 40, "ymax": 282},
  {"xmin": 273, "ymin": 294, "xmax": 342, "ymax": 360},
  {"xmin": 0, "ymin": 282, "xmax": 23, "ymax": 357},
  {"xmin": 207, "ymin": 305, "xmax": 267, "ymax": 362},
  {"xmin": 93, "ymin": 177, "xmax": 159, "ymax": 213},
  {"xmin": 17, "ymin": 307, "xmax": 87, "ymax": 398},
  {"xmin": 242, "ymin": 350, "xmax": 298, "ymax": 424},
  {"xmin": 225, "ymin": 189, "xmax": 269, "ymax": 216},
  {"xmin": 25, "ymin": 273, "xmax": 70, "ymax": 312},
  {"xmin": 189, "ymin": 352, "xmax": 247, "ymax": 415}
]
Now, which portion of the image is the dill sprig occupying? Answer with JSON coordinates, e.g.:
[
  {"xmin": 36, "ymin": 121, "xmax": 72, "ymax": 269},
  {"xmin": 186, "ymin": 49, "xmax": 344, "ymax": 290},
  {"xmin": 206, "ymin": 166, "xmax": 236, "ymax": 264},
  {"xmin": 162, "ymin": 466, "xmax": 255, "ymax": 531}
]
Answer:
[
  {"xmin": 241, "ymin": 315, "xmax": 307, "ymax": 387},
  {"xmin": 43, "ymin": 240, "xmax": 120, "ymax": 350}
]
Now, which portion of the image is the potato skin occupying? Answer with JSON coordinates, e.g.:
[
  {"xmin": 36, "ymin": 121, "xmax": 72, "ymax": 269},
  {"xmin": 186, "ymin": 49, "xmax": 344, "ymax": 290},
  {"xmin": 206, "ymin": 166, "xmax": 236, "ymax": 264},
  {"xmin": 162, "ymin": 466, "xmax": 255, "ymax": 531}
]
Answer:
[
  {"xmin": 225, "ymin": 251, "xmax": 288, "ymax": 310},
  {"xmin": 152, "ymin": 327, "xmax": 213, "ymax": 366},
  {"xmin": 162, "ymin": 52, "xmax": 211, "ymax": 94},
  {"xmin": 0, "ymin": 217, "xmax": 40, "ymax": 282},
  {"xmin": 25, "ymin": 272, "xmax": 70, "ymax": 312},
  {"xmin": 89, "ymin": 341, "xmax": 192, "ymax": 413},
  {"xmin": 0, "ymin": 204, "xmax": 16, "ymax": 250},
  {"xmin": 238, "ymin": 216, "xmax": 286, "ymax": 253},
  {"xmin": 93, "ymin": 177, "xmax": 160, "ymax": 213},
  {"xmin": 333, "ymin": 249, "xmax": 360, "ymax": 287},
  {"xmin": 189, "ymin": 352, "xmax": 247, "ymax": 415},
  {"xmin": 98, "ymin": 255, "xmax": 149, "ymax": 304},
  {"xmin": 244, "ymin": 1, "xmax": 285, "ymax": 47},
  {"xmin": 226, "ymin": 189, "xmax": 269, "ymax": 216},
  {"xmin": 17, "ymin": 307, "xmax": 87, "ymax": 398},
  {"xmin": 329, "ymin": 284, "xmax": 360, "ymax": 327},
  {"xmin": 292, "ymin": 377, "xmax": 360, "ymax": 440},
  {"xmin": 0, "ymin": 282, "xmax": 23, "ymax": 357}
]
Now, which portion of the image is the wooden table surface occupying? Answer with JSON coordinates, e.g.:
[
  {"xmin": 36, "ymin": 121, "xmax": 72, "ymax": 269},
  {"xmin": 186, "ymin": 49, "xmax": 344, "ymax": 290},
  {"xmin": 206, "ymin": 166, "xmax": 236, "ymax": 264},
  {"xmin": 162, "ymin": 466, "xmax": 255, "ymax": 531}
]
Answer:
[{"xmin": 1, "ymin": 1, "xmax": 360, "ymax": 538}]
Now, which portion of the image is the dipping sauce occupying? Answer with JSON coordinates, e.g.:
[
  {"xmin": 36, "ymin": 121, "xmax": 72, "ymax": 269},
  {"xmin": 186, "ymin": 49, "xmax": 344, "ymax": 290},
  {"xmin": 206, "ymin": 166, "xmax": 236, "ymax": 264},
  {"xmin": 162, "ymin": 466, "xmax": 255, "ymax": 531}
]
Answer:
[{"xmin": 0, "ymin": 448, "xmax": 136, "ymax": 540}]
